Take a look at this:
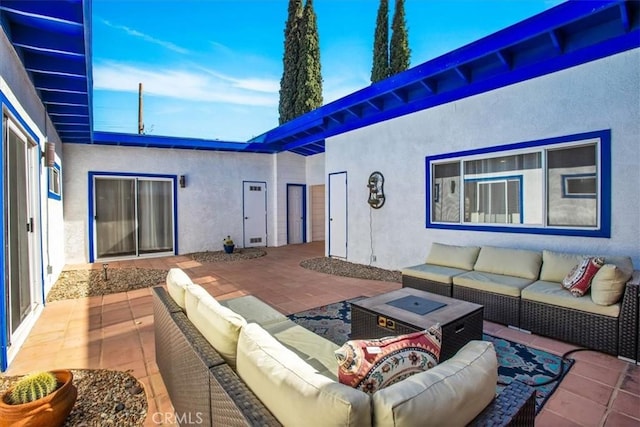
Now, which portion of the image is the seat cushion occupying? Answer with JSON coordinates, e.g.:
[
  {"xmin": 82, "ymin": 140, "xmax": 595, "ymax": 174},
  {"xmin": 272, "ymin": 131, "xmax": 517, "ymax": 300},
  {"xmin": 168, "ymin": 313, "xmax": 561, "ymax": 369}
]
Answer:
[
  {"xmin": 453, "ymin": 271, "xmax": 534, "ymax": 297},
  {"xmin": 521, "ymin": 281, "xmax": 620, "ymax": 317},
  {"xmin": 591, "ymin": 256, "xmax": 634, "ymax": 306},
  {"xmin": 425, "ymin": 243, "xmax": 480, "ymax": 270},
  {"xmin": 184, "ymin": 284, "xmax": 247, "ymax": 368},
  {"xmin": 371, "ymin": 340, "xmax": 497, "ymax": 427},
  {"xmin": 236, "ymin": 323, "xmax": 371, "ymax": 427},
  {"xmin": 220, "ymin": 295, "xmax": 288, "ymax": 326},
  {"xmin": 401, "ymin": 264, "xmax": 469, "ymax": 284},
  {"xmin": 166, "ymin": 268, "xmax": 194, "ymax": 309},
  {"xmin": 335, "ymin": 325, "xmax": 442, "ymax": 394},
  {"xmin": 474, "ymin": 246, "xmax": 542, "ymax": 280}
]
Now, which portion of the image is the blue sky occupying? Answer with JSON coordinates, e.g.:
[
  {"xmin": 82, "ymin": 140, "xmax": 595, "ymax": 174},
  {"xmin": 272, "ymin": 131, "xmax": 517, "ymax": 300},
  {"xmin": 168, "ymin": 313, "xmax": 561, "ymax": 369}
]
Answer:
[{"xmin": 92, "ymin": 0, "xmax": 564, "ymax": 142}]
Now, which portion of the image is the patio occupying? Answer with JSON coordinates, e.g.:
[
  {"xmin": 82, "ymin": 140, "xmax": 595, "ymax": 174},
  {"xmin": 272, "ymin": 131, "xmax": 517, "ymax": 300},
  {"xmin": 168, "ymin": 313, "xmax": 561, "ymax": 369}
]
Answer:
[{"xmin": 4, "ymin": 242, "xmax": 639, "ymax": 426}]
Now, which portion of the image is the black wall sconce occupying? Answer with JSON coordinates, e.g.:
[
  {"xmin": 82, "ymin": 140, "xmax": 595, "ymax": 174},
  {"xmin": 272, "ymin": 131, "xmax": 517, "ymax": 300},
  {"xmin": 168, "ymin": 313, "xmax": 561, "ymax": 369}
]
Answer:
[
  {"xmin": 450, "ymin": 179, "xmax": 456, "ymax": 194},
  {"xmin": 179, "ymin": 175, "xmax": 186, "ymax": 188},
  {"xmin": 42, "ymin": 141, "xmax": 55, "ymax": 168},
  {"xmin": 367, "ymin": 171, "xmax": 386, "ymax": 209}
]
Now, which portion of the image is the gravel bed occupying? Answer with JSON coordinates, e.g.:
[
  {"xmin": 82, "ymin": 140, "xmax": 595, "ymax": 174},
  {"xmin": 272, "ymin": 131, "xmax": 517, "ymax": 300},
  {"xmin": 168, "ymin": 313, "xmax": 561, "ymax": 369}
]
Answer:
[
  {"xmin": 300, "ymin": 257, "xmax": 402, "ymax": 283},
  {"xmin": 189, "ymin": 247, "xmax": 266, "ymax": 263},
  {"xmin": 0, "ymin": 369, "xmax": 146, "ymax": 426},
  {"xmin": 46, "ymin": 268, "xmax": 168, "ymax": 303}
]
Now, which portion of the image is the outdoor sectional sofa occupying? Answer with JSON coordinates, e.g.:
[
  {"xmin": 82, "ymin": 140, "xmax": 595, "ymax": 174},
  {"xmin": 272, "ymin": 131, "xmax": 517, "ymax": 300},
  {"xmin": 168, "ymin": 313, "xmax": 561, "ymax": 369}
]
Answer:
[
  {"xmin": 153, "ymin": 268, "xmax": 536, "ymax": 427},
  {"xmin": 402, "ymin": 243, "xmax": 639, "ymax": 360}
]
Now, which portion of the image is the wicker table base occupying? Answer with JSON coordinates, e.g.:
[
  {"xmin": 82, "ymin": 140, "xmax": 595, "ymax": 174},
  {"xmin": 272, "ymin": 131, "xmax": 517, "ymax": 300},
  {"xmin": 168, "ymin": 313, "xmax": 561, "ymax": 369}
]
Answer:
[{"xmin": 350, "ymin": 288, "xmax": 484, "ymax": 361}]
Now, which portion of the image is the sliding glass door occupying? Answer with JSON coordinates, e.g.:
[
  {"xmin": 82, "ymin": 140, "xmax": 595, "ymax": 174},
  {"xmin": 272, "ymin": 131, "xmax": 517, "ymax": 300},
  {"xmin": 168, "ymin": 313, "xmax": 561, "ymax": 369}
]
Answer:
[{"xmin": 94, "ymin": 176, "xmax": 173, "ymax": 259}]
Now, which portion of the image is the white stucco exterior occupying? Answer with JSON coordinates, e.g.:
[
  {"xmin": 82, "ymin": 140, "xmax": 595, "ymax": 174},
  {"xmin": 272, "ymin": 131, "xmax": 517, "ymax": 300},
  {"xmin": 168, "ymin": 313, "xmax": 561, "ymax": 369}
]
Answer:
[{"xmin": 325, "ymin": 49, "xmax": 640, "ymax": 270}]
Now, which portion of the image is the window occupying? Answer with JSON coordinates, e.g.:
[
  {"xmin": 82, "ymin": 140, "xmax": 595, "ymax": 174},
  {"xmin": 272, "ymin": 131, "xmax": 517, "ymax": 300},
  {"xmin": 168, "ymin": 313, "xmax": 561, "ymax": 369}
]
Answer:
[
  {"xmin": 48, "ymin": 163, "xmax": 61, "ymax": 200},
  {"xmin": 425, "ymin": 130, "xmax": 610, "ymax": 237}
]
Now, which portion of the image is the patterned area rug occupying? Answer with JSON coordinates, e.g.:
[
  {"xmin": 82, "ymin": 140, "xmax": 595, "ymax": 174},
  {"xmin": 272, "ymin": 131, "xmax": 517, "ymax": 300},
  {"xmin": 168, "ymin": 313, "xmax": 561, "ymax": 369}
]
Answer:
[{"xmin": 288, "ymin": 298, "xmax": 574, "ymax": 414}]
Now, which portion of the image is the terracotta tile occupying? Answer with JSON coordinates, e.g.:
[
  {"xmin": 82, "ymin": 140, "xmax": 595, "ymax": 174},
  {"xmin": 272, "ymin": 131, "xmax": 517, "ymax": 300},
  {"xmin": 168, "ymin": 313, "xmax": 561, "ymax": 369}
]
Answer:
[
  {"xmin": 571, "ymin": 359, "xmax": 623, "ymax": 387},
  {"xmin": 560, "ymin": 372, "xmax": 614, "ymax": 406},
  {"xmin": 603, "ymin": 411, "xmax": 640, "ymax": 427},
  {"xmin": 544, "ymin": 389, "xmax": 607, "ymax": 426},
  {"xmin": 612, "ymin": 390, "xmax": 640, "ymax": 418},
  {"xmin": 620, "ymin": 368, "xmax": 640, "ymax": 396},
  {"xmin": 536, "ymin": 409, "xmax": 583, "ymax": 426}
]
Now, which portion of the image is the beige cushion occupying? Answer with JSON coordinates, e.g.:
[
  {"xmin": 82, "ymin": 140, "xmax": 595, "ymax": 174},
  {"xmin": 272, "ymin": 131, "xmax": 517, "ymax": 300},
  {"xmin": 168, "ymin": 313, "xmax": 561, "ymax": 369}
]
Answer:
[
  {"xmin": 539, "ymin": 250, "xmax": 585, "ymax": 283},
  {"xmin": 591, "ymin": 257, "xmax": 634, "ymax": 306},
  {"xmin": 236, "ymin": 323, "xmax": 371, "ymax": 427},
  {"xmin": 453, "ymin": 271, "xmax": 533, "ymax": 297},
  {"xmin": 371, "ymin": 340, "xmax": 497, "ymax": 427},
  {"xmin": 474, "ymin": 246, "xmax": 542, "ymax": 280},
  {"xmin": 184, "ymin": 284, "xmax": 247, "ymax": 368},
  {"xmin": 220, "ymin": 295, "xmax": 288, "ymax": 326},
  {"xmin": 166, "ymin": 268, "xmax": 194, "ymax": 309},
  {"xmin": 425, "ymin": 243, "xmax": 481, "ymax": 270},
  {"xmin": 184, "ymin": 283, "xmax": 215, "ymax": 315},
  {"xmin": 263, "ymin": 319, "xmax": 339, "ymax": 379},
  {"xmin": 401, "ymin": 264, "xmax": 468, "ymax": 284},
  {"xmin": 521, "ymin": 281, "xmax": 620, "ymax": 317}
]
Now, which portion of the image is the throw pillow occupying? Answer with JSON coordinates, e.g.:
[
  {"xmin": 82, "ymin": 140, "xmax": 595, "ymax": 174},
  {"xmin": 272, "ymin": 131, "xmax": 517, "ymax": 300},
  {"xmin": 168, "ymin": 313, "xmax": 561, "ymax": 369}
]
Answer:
[
  {"xmin": 335, "ymin": 324, "xmax": 442, "ymax": 394},
  {"xmin": 562, "ymin": 257, "xmax": 604, "ymax": 297}
]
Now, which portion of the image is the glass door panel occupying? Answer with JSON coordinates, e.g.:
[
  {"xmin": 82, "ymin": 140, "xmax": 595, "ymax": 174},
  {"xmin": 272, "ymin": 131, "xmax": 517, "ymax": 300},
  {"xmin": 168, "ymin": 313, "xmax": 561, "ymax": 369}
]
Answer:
[
  {"xmin": 95, "ymin": 178, "xmax": 136, "ymax": 258},
  {"xmin": 138, "ymin": 180, "xmax": 173, "ymax": 254}
]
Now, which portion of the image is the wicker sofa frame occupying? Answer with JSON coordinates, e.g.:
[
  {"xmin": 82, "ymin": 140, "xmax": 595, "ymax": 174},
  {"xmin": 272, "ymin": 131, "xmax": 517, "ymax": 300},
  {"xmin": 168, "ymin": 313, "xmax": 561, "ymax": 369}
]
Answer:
[
  {"xmin": 153, "ymin": 285, "xmax": 537, "ymax": 426},
  {"xmin": 403, "ymin": 268, "xmax": 640, "ymax": 360}
]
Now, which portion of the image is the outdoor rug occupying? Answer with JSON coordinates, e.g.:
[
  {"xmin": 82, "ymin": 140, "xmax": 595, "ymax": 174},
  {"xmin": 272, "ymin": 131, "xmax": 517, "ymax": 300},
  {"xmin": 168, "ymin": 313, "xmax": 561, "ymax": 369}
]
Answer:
[{"xmin": 288, "ymin": 298, "xmax": 574, "ymax": 414}]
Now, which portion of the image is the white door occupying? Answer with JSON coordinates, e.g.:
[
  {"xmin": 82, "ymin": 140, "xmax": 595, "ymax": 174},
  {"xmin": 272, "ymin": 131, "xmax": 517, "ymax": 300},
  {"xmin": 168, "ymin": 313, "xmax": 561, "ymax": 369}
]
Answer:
[
  {"xmin": 287, "ymin": 184, "xmax": 305, "ymax": 244},
  {"xmin": 243, "ymin": 181, "xmax": 267, "ymax": 247},
  {"xmin": 328, "ymin": 172, "xmax": 347, "ymax": 258}
]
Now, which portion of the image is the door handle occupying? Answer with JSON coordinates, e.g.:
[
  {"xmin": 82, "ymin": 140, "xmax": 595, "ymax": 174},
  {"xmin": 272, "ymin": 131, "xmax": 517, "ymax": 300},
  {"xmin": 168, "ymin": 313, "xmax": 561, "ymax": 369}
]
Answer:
[{"xmin": 244, "ymin": 217, "xmax": 248, "ymax": 220}]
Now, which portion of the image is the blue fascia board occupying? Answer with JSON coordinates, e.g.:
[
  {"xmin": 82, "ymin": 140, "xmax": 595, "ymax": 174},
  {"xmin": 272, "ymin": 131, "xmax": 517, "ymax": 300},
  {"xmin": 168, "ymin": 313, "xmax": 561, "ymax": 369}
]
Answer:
[
  {"xmin": 265, "ymin": 0, "xmax": 635, "ymax": 152},
  {"xmin": 82, "ymin": 0, "xmax": 93, "ymax": 136},
  {"xmin": 91, "ymin": 131, "xmax": 278, "ymax": 153},
  {"xmin": 280, "ymin": 28, "xmax": 639, "ymax": 153}
]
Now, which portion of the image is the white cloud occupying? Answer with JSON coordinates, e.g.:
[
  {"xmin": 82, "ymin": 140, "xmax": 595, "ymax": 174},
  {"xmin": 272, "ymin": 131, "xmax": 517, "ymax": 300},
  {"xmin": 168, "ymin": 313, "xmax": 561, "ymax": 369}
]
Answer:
[
  {"xmin": 93, "ymin": 61, "xmax": 279, "ymax": 107},
  {"xmin": 99, "ymin": 19, "xmax": 190, "ymax": 54}
]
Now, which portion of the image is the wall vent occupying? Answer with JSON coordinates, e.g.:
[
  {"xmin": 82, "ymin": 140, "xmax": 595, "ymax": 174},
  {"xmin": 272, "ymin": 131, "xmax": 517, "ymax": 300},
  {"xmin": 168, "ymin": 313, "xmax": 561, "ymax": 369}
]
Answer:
[{"xmin": 250, "ymin": 237, "xmax": 262, "ymax": 243}]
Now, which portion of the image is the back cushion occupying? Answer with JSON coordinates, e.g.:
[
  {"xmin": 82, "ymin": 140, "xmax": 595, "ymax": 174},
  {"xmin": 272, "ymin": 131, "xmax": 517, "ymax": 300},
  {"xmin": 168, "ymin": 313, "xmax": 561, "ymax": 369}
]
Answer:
[
  {"xmin": 540, "ymin": 250, "xmax": 585, "ymax": 283},
  {"xmin": 166, "ymin": 268, "xmax": 194, "ymax": 309},
  {"xmin": 591, "ymin": 256, "xmax": 634, "ymax": 306},
  {"xmin": 184, "ymin": 285, "xmax": 247, "ymax": 368},
  {"xmin": 236, "ymin": 323, "xmax": 371, "ymax": 427},
  {"xmin": 371, "ymin": 340, "xmax": 497, "ymax": 427},
  {"xmin": 474, "ymin": 246, "xmax": 542, "ymax": 280},
  {"xmin": 425, "ymin": 243, "xmax": 481, "ymax": 271}
]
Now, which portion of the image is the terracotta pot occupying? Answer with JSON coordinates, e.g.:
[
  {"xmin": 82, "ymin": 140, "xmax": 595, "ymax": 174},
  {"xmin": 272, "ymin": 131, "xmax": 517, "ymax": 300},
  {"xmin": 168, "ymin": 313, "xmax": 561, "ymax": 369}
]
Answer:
[{"xmin": 0, "ymin": 369, "xmax": 77, "ymax": 427}]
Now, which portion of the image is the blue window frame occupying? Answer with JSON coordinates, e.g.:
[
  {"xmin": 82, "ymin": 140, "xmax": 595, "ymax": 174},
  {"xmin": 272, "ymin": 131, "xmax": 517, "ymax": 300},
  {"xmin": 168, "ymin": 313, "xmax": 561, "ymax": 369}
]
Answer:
[
  {"xmin": 47, "ymin": 163, "xmax": 61, "ymax": 200},
  {"xmin": 425, "ymin": 129, "xmax": 611, "ymax": 237}
]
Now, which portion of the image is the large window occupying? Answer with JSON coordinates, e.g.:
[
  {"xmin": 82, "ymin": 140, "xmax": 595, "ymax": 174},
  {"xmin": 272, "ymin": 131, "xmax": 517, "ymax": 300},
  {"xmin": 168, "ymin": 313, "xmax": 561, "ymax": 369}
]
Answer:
[{"xmin": 426, "ymin": 130, "xmax": 610, "ymax": 237}]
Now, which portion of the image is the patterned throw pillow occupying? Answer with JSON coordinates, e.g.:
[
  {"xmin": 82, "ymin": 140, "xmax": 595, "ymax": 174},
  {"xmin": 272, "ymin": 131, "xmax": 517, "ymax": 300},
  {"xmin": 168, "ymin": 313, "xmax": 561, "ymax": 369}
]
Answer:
[
  {"xmin": 334, "ymin": 324, "xmax": 442, "ymax": 394},
  {"xmin": 562, "ymin": 257, "xmax": 605, "ymax": 297}
]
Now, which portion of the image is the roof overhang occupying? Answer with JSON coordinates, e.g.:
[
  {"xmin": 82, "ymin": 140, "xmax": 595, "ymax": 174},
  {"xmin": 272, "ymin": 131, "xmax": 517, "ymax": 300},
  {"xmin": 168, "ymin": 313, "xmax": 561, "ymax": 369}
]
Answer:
[
  {"xmin": 0, "ymin": 0, "xmax": 93, "ymax": 143},
  {"xmin": 252, "ymin": 0, "xmax": 639, "ymax": 156}
]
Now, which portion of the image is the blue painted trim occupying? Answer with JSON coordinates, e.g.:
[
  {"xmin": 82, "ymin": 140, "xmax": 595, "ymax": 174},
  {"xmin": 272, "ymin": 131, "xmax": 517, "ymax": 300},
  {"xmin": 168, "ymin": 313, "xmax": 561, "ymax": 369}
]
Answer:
[
  {"xmin": 0, "ymin": 102, "xmax": 6, "ymax": 371},
  {"xmin": 561, "ymin": 173, "xmax": 597, "ymax": 199},
  {"xmin": 0, "ymin": 91, "xmax": 46, "ymax": 372},
  {"xmin": 242, "ymin": 181, "xmax": 268, "ymax": 247},
  {"xmin": 426, "ymin": 129, "xmax": 611, "ymax": 238},
  {"xmin": 463, "ymin": 175, "xmax": 524, "ymax": 224},
  {"xmin": 47, "ymin": 163, "xmax": 62, "ymax": 201},
  {"xmin": 286, "ymin": 184, "xmax": 307, "ymax": 244},
  {"xmin": 87, "ymin": 171, "xmax": 178, "ymax": 262}
]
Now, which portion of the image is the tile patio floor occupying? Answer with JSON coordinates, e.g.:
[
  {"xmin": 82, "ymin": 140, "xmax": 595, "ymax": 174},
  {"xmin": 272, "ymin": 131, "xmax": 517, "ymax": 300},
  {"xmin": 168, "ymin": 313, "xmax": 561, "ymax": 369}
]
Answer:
[{"xmin": 3, "ymin": 242, "xmax": 639, "ymax": 426}]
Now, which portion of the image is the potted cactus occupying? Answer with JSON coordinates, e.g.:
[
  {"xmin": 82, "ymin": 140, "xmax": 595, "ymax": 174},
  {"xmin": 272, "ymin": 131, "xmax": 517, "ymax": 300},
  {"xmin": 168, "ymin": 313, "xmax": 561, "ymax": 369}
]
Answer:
[
  {"xmin": 0, "ymin": 369, "xmax": 77, "ymax": 427},
  {"xmin": 223, "ymin": 235, "xmax": 235, "ymax": 254}
]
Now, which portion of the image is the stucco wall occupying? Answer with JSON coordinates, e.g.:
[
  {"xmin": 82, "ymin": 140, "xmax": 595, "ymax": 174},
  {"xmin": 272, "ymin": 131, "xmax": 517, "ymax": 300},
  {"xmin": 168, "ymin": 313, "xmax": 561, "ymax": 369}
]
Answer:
[
  {"xmin": 1, "ymin": 31, "xmax": 65, "ymax": 292},
  {"xmin": 63, "ymin": 144, "xmax": 278, "ymax": 263},
  {"xmin": 325, "ymin": 49, "xmax": 640, "ymax": 270}
]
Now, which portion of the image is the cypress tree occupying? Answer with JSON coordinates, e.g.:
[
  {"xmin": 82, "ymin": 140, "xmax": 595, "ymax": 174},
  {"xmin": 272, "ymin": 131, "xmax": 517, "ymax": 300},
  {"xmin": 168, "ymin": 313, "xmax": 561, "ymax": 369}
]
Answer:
[
  {"xmin": 371, "ymin": 0, "xmax": 390, "ymax": 83},
  {"xmin": 278, "ymin": 0, "xmax": 303, "ymax": 124},
  {"xmin": 390, "ymin": 0, "xmax": 410, "ymax": 75},
  {"xmin": 294, "ymin": 0, "xmax": 323, "ymax": 117}
]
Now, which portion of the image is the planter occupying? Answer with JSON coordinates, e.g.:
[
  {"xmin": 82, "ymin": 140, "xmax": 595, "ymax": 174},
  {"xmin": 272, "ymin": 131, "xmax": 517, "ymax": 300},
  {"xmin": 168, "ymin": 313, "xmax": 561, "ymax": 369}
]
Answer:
[
  {"xmin": 0, "ymin": 369, "xmax": 77, "ymax": 427},
  {"xmin": 224, "ymin": 244, "xmax": 235, "ymax": 254}
]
